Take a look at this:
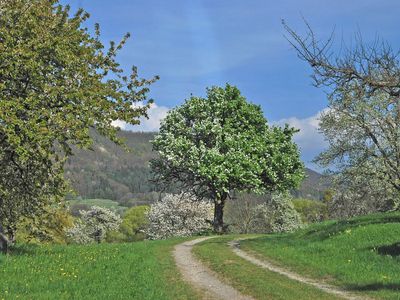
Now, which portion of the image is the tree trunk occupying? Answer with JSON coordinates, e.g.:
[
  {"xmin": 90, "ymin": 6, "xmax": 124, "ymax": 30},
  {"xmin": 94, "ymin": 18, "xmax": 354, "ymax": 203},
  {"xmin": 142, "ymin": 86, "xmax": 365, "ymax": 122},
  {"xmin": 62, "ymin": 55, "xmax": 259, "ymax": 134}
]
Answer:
[
  {"xmin": 213, "ymin": 193, "xmax": 227, "ymax": 233},
  {"xmin": 0, "ymin": 225, "xmax": 10, "ymax": 254}
]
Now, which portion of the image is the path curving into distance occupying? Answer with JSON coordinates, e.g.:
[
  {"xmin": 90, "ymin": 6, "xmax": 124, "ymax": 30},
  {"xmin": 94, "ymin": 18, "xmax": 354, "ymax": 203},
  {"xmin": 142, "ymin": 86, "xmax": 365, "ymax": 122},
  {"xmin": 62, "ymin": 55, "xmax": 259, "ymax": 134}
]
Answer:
[
  {"xmin": 229, "ymin": 240, "xmax": 369, "ymax": 300},
  {"xmin": 175, "ymin": 236, "xmax": 370, "ymax": 300},
  {"xmin": 174, "ymin": 237, "xmax": 253, "ymax": 300}
]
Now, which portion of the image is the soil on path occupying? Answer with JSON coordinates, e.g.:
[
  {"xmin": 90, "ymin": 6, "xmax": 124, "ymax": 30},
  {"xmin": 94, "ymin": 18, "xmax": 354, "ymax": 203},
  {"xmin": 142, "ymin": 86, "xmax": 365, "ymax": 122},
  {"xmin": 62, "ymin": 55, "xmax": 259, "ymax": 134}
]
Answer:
[
  {"xmin": 174, "ymin": 237, "xmax": 253, "ymax": 300},
  {"xmin": 229, "ymin": 240, "xmax": 369, "ymax": 300}
]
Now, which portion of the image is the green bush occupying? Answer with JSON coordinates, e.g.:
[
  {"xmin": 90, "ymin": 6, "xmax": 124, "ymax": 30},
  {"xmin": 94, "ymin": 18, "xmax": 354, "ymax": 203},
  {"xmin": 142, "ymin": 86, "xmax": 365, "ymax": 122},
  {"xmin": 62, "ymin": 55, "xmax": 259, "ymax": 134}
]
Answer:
[
  {"xmin": 16, "ymin": 204, "xmax": 75, "ymax": 244},
  {"xmin": 292, "ymin": 198, "xmax": 328, "ymax": 223},
  {"xmin": 120, "ymin": 205, "xmax": 149, "ymax": 241},
  {"xmin": 109, "ymin": 205, "xmax": 149, "ymax": 242}
]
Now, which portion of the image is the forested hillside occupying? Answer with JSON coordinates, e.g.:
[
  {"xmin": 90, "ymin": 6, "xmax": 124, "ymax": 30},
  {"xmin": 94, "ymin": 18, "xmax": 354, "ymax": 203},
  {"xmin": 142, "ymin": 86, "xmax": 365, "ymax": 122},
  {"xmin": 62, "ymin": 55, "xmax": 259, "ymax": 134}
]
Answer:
[{"xmin": 65, "ymin": 129, "xmax": 328, "ymax": 205}]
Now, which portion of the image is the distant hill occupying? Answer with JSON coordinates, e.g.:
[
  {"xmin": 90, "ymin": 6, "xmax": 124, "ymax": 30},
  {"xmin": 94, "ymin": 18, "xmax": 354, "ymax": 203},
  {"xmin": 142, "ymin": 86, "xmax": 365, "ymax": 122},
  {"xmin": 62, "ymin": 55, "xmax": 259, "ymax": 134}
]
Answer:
[
  {"xmin": 292, "ymin": 168, "xmax": 329, "ymax": 200},
  {"xmin": 65, "ymin": 130, "xmax": 329, "ymax": 205}
]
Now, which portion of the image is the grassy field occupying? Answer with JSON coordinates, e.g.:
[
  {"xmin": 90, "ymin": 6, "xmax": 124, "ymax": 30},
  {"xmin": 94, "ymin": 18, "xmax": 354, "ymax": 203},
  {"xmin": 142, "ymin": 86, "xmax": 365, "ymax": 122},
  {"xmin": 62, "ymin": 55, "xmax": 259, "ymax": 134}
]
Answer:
[
  {"xmin": 0, "ymin": 239, "xmax": 198, "ymax": 300},
  {"xmin": 67, "ymin": 198, "xmax": 125, "ymax": 209},
  {"xmin": 193, "ymin": 235, "xmax": 342, "ymax": 300},
  {"xmin": 3, "ymin": 212, "xmax": 400, "ymax": 299},
  {"xmin": 241, "ymin": 212, "xmax": 400, "ymax": 299},
  {"xmin": 67, "ymin": 198, "xmax": 128, "ymax": 215}
]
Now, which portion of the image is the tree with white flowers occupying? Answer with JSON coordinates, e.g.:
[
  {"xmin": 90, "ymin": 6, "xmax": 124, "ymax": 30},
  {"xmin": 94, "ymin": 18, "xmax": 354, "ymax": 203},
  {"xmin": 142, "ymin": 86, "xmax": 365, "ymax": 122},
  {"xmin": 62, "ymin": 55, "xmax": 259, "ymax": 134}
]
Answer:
[
  {"xmin": 284, "ymin": 21, "xmax": 400, "ymax": 213},
  {"xmin": 151, "ymin": 85, "xmax": 304, "ymax": 232},
  {"xmin": 67, "ymin": 206, "xmax": 122, "ymax": 244},
  {"xmin": 146, "ymin": 194, "xmax": 213, "ymax": 240}
]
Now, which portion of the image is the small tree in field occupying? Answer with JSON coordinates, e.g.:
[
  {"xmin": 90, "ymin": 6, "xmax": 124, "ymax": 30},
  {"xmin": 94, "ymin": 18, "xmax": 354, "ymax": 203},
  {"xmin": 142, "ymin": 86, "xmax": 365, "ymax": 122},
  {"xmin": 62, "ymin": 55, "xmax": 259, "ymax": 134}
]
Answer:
[
  {"xmin": 119, "ymin": 205, "xmax": 150, "ymax": 241},
  {"xmin": 252, "ymin": 193, "xmax": 303, "ymax": 233},
  {"xmin": 151, "ymin": 85, "xmax": 304, "ymax": 232},
  {"xmin": 67, "ymin": 206, "xmax": 121, "ymax": 244},
  {"xmin": 226, "ymin": 193, "xmax": 303, "ymax": 233},
  {"xmin": 146, "ymin": 193, "xmax": 213, "ymax": 240}
]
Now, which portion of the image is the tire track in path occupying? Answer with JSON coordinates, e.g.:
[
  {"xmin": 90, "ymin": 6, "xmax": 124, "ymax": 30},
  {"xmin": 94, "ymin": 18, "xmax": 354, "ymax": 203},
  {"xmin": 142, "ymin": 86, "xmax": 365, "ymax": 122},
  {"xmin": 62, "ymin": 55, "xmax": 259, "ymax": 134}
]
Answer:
[{"xmin": 229, "ymin": 240, "xmax": 369, "ymax": 300}]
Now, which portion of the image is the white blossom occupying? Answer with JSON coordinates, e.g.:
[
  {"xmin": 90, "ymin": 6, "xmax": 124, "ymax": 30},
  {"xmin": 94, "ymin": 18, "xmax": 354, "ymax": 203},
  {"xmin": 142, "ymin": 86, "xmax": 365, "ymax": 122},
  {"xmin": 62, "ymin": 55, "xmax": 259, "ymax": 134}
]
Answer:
[
  {"xmin": 146, "ymin": 193, "xmax": 213, "ymax": 240},
  {"xmin": 229, "ymin": 193, "xmax": 303, "ymax": 234},
  {"xmin": 67, "ymin": 206, "xmax": 122, "ymax": 244}
]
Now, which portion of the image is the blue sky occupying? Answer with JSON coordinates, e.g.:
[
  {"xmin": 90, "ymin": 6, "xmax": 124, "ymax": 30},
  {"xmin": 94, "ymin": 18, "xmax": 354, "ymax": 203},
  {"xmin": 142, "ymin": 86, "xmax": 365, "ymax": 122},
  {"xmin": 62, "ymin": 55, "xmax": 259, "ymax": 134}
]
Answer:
[{"xmin": 62, "ymin": 0, "xmax": 400, "ymax": 169}]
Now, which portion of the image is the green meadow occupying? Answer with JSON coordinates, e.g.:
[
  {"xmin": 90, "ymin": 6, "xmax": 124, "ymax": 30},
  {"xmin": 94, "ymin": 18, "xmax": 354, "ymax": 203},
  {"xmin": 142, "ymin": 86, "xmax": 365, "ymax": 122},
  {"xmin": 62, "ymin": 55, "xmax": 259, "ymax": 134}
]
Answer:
[
  {"xmin": 2, "ymin": 212, "xmax": 400, "ymax": 299},
  {"xmin": 0, "ymin": 239, "xmax": 197, "ymax": 300},
  {"xmin": 240, "ymin": 212, "xmax": 400, "ymax": 299}
]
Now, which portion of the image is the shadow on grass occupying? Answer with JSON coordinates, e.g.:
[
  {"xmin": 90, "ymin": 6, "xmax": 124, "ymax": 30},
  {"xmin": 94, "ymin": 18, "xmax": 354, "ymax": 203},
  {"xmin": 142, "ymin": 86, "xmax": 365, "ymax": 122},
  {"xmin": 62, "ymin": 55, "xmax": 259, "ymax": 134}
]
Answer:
[
  {"xmin": 249, "ymin": 212, "xmax": 400, "ymax": 244},
  {"xmin": 302, "ymin": 213, "xmax": 400, "ymax": 241},
  {"xmin": 347, "ymin": 283, "xmax": 400, "ymax": 291},
  {"xmin": 376, "ymin": 242, "xmax": 400, "ymax": 257},
  {"xmin": 8, "ymin": 244, "xmax": 39, "ymax": 256}
]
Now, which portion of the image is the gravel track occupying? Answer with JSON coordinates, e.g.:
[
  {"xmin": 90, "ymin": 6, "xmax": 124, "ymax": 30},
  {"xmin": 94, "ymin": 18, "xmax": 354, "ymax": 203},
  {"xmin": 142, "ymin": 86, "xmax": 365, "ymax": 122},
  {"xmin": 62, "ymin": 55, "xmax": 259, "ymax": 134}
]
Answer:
[{"xmin": 174, "ymin": 237, "xmax": 253, "ymax": 300}]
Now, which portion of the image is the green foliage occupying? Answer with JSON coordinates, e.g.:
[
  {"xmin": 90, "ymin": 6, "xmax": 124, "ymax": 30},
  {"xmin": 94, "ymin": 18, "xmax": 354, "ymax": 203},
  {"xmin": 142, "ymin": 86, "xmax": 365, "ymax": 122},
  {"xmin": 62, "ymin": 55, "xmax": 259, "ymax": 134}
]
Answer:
[
  {"xmin": 151, "ymin": 84, "xmax": 304, "ymax": 231},
  {"xmin": 242, "ymin": 212, "xmax": 400, "ymax": 300},
  {"xmin": 322, "ymin": 189, "xmax": 334, "ymax": 204},
  {"xmin": 0, "ymin": 0, "xmax": 156, "ymax": 250},
  {"xmin": 292, "ymin": 198, "xmax": 328, "ymax": 223},
  {"xmin": 16, "ymin": 204, "xmax": 75, "ymax": 245},
  {"xmin": 0, "ymin": 239, "xmax": 198, "ymax": 299},
  {"xmin": 104, "ymin": 230, "xmax": 127, "ymax": 243},
  {"xmin": 119, "ymin": 205, "xmax": 149, "ymax": 242}
]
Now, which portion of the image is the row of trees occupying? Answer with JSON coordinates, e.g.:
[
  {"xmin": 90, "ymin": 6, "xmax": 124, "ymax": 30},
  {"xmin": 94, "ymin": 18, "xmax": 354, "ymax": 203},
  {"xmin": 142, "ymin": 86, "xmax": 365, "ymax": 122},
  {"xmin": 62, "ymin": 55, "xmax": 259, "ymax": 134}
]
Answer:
[{"xmin": 67, "ymin": 193, "xmax": 304, "ymax": 244}]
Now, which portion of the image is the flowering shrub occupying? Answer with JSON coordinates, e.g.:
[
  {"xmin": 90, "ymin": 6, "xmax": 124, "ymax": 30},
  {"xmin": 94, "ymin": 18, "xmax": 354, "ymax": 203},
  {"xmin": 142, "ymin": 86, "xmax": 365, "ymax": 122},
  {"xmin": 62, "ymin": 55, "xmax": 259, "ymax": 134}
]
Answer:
[
  {"xmin": 326, "ymin": 168, "xmax": 400, "ymax": 219},
  {"xmin": 67, "ymin": 206, "xmax": 121, "ymax": 244},
  {"xmin": 146, "ymin": 194, "xmax": 213, "ymax": 240},
  {"xmin": 252, "ymin": 193, "xmax": 303, "ymax": 233},
  {"xmin": 227, "ymin": 193, "xmax": 303, "ymax": 234}
]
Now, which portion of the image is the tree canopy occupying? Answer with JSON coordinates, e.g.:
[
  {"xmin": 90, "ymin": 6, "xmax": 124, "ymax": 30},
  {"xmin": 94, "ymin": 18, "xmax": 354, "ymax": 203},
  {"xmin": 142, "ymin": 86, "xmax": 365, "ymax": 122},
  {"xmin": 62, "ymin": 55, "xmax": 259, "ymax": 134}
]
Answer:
[
  {"xmin": 0, "ymin": 0, "xmax": 156, "ymax": 252},
  {"xmin": 151, "ymin": 85, "xmax": 304, "ymax": 232},
  {"xmin": 283, "ymin": 20, "xmax": 400, "ymax": 213}
]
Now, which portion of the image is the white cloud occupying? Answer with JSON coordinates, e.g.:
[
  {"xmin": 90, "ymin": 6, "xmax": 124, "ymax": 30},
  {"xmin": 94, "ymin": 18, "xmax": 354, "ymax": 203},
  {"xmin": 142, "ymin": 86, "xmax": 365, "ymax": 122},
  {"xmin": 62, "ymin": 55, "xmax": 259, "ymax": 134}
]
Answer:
[
  {"xmin": 273, "ymin": 110, "xmax": 329, "ymax": 166},
  {"xmin": 112, "ymin": 103, "xmax": 170, "ymax": 132}
]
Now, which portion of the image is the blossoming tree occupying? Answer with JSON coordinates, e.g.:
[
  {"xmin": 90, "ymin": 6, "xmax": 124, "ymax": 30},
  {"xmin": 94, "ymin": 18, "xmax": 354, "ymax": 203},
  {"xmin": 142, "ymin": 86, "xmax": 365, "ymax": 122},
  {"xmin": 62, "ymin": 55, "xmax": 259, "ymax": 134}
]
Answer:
[{"xmin": 151, "ymin": 85, "xmax": 304, "ymax": 232}]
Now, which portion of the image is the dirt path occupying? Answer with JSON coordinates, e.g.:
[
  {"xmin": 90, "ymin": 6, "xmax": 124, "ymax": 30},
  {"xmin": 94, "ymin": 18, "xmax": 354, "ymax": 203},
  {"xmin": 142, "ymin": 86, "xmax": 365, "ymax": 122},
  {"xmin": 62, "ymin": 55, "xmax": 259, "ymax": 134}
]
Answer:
[
  {"xmin": 229, "ymin": 240, "xmax": 368, "ymax": 300},
  {"xmin": 174, "ymin": 237, "xmax": 253, "ymax": 300}
]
